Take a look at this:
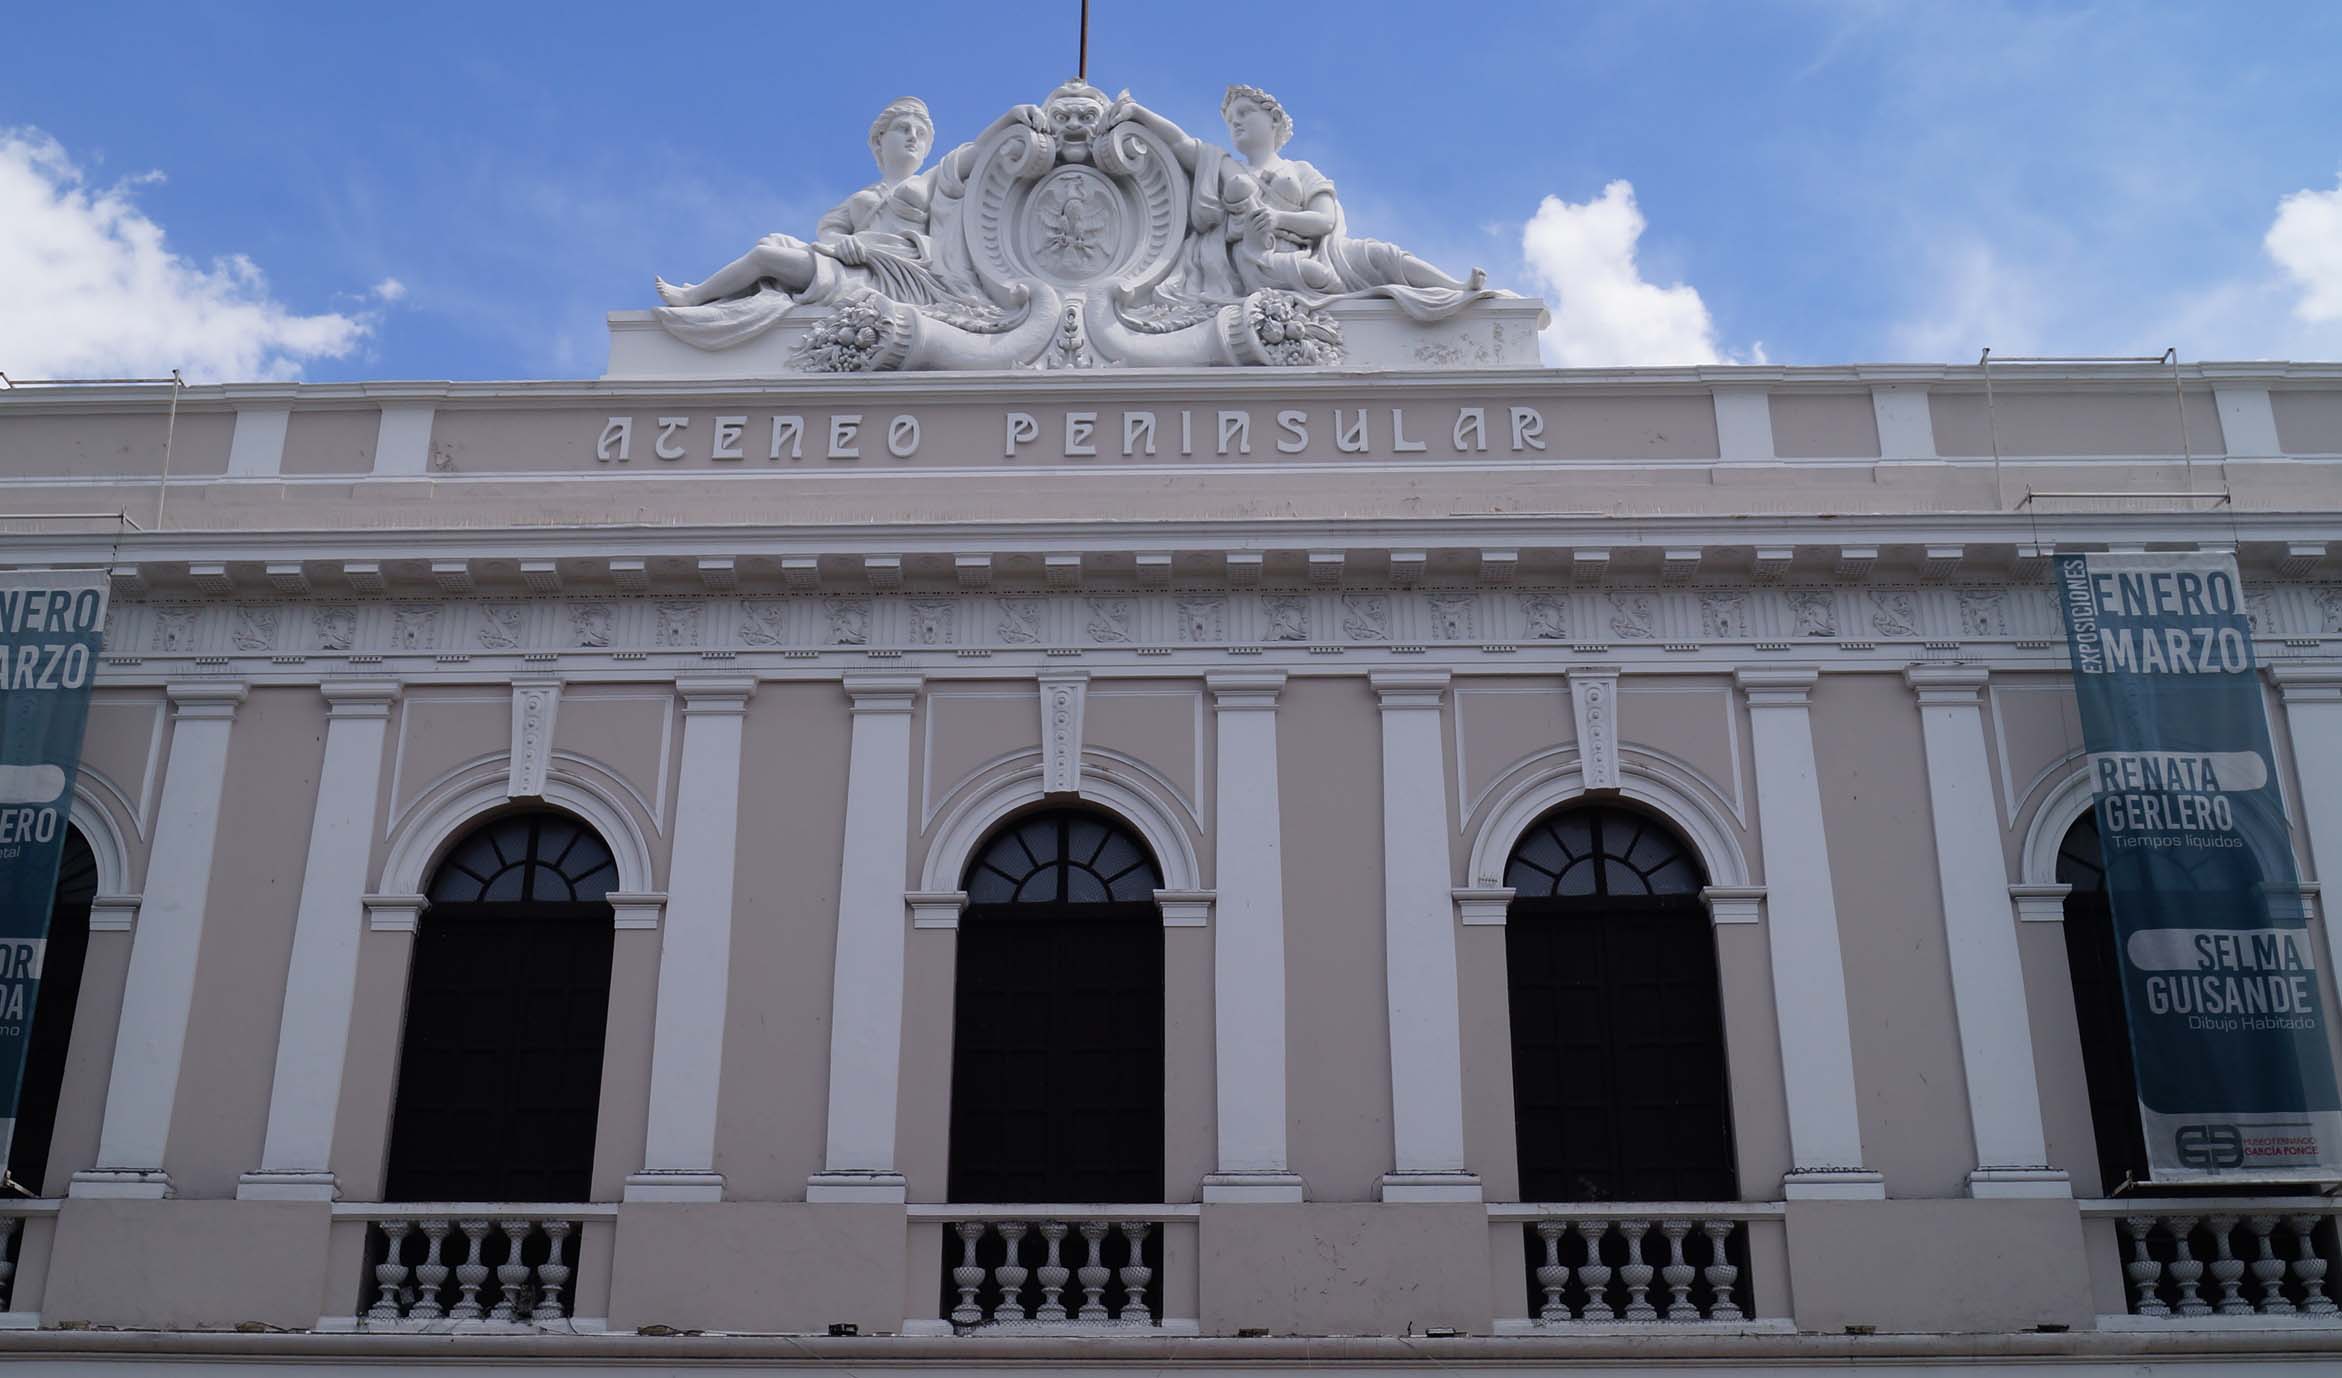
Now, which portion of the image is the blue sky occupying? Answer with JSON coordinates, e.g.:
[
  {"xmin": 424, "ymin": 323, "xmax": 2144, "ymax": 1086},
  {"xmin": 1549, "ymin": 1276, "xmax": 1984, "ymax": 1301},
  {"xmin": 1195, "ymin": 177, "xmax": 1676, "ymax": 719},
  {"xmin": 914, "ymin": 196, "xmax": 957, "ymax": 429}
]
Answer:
[{"xmin": 4, "ymin": 0, "xmax": 2339, "ymax": 380}]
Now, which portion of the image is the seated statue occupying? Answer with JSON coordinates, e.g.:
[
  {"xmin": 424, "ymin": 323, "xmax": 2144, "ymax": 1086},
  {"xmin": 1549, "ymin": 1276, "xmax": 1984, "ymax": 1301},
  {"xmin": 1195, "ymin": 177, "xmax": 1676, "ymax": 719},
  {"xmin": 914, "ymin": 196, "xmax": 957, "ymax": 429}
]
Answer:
[
  {"xmin": 1110, "ymin": 85, "xmax": 1497, "ymax": 321},
  {"xmin": 654, "ymin": 97, "xmax": 1046, "ymax": 348}
]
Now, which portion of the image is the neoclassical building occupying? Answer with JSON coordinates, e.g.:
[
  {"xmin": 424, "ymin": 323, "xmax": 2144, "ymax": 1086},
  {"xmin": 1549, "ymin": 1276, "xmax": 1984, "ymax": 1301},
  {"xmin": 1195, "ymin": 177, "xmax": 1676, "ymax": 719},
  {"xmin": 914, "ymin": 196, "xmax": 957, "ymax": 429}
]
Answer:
[{"xmin": 2, "ymin": 83, "xmax": 2341, "ymax": 1376}]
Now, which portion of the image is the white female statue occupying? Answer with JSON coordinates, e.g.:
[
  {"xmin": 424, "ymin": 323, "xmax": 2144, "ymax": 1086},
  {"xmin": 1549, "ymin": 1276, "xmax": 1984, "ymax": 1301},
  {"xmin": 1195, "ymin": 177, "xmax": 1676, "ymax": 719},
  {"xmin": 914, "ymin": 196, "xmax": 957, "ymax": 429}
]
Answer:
[
  {"xmin": 654, "ymin": 97, "xmax": 1044, "ymax": 349},
  {"xmin": 1111, "ymin": 84, "xmax": 1496, "ymax": 320}
]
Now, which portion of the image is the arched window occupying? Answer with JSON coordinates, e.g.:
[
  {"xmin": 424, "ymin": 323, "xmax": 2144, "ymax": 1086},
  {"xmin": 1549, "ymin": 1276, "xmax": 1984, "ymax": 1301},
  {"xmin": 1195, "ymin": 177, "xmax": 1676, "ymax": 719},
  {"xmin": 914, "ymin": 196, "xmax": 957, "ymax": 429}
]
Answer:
[
  {"xmin": 949, "ymin": 809, "xmax": 1164, "ymax": 1203},
  {"xmin": 1504, "ymin": 804, "xmax": 1735, "ymax": 1201},
  {"xmin": 384, "ymin": 811, "xmax": 617, "ymax": 1202},
  {"xmin": 7, "ymin": 827, "xmax": 96, "ymax": 1198}
]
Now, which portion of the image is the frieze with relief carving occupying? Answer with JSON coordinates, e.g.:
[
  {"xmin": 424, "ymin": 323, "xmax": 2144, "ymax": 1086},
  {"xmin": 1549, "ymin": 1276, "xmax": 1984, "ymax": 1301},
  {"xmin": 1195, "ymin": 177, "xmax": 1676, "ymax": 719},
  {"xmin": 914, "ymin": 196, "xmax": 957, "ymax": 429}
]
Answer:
[
  {"xmin": 99, "ymin": 580, "xmax": 2342, "ymax": 666},
  {"xmin": 650, "ymin": 81, "xmax": 1516, "ymax": 372}
]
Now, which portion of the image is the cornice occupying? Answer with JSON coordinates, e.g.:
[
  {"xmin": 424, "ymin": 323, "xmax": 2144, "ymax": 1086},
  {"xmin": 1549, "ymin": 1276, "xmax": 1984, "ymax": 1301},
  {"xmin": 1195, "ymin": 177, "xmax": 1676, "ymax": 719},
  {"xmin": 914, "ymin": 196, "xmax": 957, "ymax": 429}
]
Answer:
[{"xmin": 7, "ymin": 359, "xmax": 2342, "ymax": 416}]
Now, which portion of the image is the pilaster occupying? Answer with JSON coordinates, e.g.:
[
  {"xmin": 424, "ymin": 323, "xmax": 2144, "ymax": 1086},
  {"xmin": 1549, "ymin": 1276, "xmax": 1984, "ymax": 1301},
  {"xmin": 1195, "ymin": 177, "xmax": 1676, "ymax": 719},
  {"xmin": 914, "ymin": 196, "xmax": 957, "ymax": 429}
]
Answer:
[
  {"xmin": 1371, "ymin": 669, "xmax": 1480, "ymax": 1203},
  {"xmin": 1904, "ymin": 667, "xmax": 2066, "ymax": 1198},
  {"xmin": 240, "ymin": 679, "xmax": 400, "ymax": 1202},
  {"xmin": 627, "ymin": 675, "xmax": 755, "ymax": 1203},
  {"xmin": 1733, "ymin": 667, "xmax": 1882, "ymax": 1200},
  {"xmin": 1202, "ymin": 671, "xmax": 1301, "ymax": 1203},
  {"xmin": 809, "ymin": 672, "xmax": 922, "ymax": 1204},
  {"xmin": 74, "ymin": 682, "xmax": 247, "ymax": 1200}
]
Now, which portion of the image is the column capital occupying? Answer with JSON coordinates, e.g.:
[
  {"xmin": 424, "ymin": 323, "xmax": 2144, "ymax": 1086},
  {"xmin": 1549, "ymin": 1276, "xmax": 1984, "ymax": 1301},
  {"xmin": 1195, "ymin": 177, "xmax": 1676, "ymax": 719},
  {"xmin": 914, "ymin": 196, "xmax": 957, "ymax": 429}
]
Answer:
[
  {"xmin": 1702, "ymin": 885, "xmax": 1766, "ymax": 925},
  {"xmin": 678, "ymin": 674, "xmax": 757, "ymax": 713},
  {"xmin": 608, "ymin": 891, "xmax": 668, "ymax": 929},
  {"xmin": 320, "ymin": 678, "xmax": 400, "ymax": 717},
  {"xmin": 842, "ymin": 671, "xmax": 922, "ymax": 713},
  {"xmin": 1371, "ymin": 667, "xmax": 1451, "ymax": 709},
  {"xmin": 166, "ymin": 680, "xmax": 248, "ymax": 719},
  {"xmin": 2271, "ymin": 662, "xmax": 2342, "ymax": 702},
  {"xmin": 1208, "ymin": 669, "xmax": 1286, "ymax": 710},
  {"xmin": 1735, "ymin": 666, "xmax": 1818, "ymax": 705},
  {"xmin": 1904, "ymin": 665, "xmax": 1989, "ymax": 704}
]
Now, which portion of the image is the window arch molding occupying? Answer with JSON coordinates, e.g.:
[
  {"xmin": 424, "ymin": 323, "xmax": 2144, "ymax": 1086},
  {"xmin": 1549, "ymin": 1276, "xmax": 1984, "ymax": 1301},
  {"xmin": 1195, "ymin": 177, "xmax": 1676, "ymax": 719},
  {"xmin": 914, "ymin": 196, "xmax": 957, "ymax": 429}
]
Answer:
[
  {"xmin": 379, "ymin": 758, "xmax": 655, "ymax": 900},
  {"xmin": 921, "ymin": 758, "xmax": 1201, "ymax": 898},
  {"xmin": 1466, "ymin": 748, "xmax": 1750, "ymax": 897},
  {"xmin": 68, "ymin": 778, "xmax": 132, "ymax": 898}
]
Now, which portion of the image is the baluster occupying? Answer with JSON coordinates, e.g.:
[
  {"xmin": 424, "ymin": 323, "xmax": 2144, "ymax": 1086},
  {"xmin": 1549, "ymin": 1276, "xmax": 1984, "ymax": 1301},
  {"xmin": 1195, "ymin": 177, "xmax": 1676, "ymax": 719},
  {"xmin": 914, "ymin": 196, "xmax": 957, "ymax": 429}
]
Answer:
[
  {"xmin": 1034, "ymin": 1222, "xmax": 1069, "ymax": 1321},
  {"xmin": 1533, "ymin": 1221, "xmax": 1571, "ymax": 1322},
  {"xmin": 1659, "ymin": 1220, "xmax": 1697, "ymax": 1320},
  {"xmin": 448, "ymin": 1220, "xmax": 489, "ymax": 1321},
  {"xmin": 1076, "ymin": 1221, "xmax": 1111, "ymax": 1321},
  {"xmin": 994, "ymin": 1223, "xmax": 1031, "ymax": 1320},
  {"xmin": 2289, "ymin": 1215, "xmax": 2338, "ymax": 1316},
  {"xmin": 1618, "ymin": 1220, "xmax": 1657, "ymax": 1321},
  {"xmin": 2206, "ymin": 1215, "xmax": 2249, "ymax": 1315},
  {"xmin": 2122, "ymin": 1217, "xmax": 2168, "ymax": 1318},
  {"xmin": 492, "ymin": 1220, "xmax": 531, "ymax": 1321},
  {"xmin": 1574, "ymin": 1220, "xmax": 1615, "ymax": 1320},
  {"xmin": 369, "ymin": 1220, "xmax": 413, "ymax": 1320},
  {"xmin": 951, "ymin": 1222, "xmax": 987, "ymax": 1326},
  {"xmin": 1701, "ymin": 1220, "xmax": 1743, "ymax": 1322},
  {"xmin": 409, "ymin": 1219, "xmax": 451, "ymax": 1320},
  {"xmin": 2165, "ymin": 1217, "xmax": 2209, "ymax": 1317},
  {"xmin": 1117, "ymin": 1222, "xmax": 1154, "ymax": 1323},
  {"xmin": 0, "ymin": 1217, "xmax": 17, "ymax": 1311},
  {"xmin": 533, "ymin": 1221, "xmax": 573, "ymax": 1321},
  {"xmin": 2245, "ymin": 1216, "xmax": 2293, "ymax": 1315}
]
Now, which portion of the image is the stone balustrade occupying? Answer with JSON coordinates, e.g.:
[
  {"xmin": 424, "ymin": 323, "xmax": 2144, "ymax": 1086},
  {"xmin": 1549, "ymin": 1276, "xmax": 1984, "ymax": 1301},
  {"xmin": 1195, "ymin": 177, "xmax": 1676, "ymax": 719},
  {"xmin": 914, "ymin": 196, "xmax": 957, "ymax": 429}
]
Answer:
[
  {"xmin": 347, "ymin": 1207, "xmax": 605, "ymax": 1329},
  {"xmin": 931, "ymin": 1208, "xmax": 1172, "ymax": 1331},
  {"xmin": 1494, "ymin": 1203, "xmax": 1780, "ymax": 1324},
  {"xmin": 2084, "ymin": 1201, "xmax": 2342, "ymax": 1319}
]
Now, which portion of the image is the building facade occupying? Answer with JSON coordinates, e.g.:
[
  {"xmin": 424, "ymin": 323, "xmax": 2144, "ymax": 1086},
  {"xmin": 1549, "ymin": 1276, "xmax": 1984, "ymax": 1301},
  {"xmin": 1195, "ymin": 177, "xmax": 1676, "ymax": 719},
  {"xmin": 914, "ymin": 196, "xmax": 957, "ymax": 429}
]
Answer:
[{"xmin": 3, "ymin": 83, "xmax": 2342, "ymax": 1376}]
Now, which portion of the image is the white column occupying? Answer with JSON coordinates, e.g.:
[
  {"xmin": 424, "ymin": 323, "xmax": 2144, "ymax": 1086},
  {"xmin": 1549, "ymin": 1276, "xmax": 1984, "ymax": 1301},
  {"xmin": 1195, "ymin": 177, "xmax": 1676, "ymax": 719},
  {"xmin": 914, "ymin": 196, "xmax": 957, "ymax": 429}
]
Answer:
[
  {"xmin": 626, "ymin": 676, "xmax": 755, "ymax": 1202},
  {"xmin": 1203, "ymin": 672, "xmax": 1300, "ymax": 1203},
  {"xmin": 2273, "ymin": 665, "xmax": 2342, "ymax": 1023},
  {"xmin": 808, "ymin": 672, "xmax": 921, "ymax": 1203},
  {"xmin": 1734, "ymin": 668, "xmax": 1882, "ymax": 1200},
  {"xmin": 237, "ymin": 680, "xmax": 399, "ymax": 1201},
  {"xmin": 1372, "ymin": 670, "xmax": 1479, "ymax": 1202},
  {"xmin": 1906, "ymin": 668, "xmax": 2068, "ymax": 1198},
  {"xmin": 73, "ymin": 681, "xmax": 246, "ymax": 1198}
]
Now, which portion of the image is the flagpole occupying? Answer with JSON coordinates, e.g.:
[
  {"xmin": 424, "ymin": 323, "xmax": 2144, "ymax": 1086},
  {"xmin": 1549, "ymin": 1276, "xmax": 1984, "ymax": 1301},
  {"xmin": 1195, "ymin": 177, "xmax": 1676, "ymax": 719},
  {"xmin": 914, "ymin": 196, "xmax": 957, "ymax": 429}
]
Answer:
[{"xmin": 1079, "ymin": 0, "xmax": 1089, "ymax": 80}]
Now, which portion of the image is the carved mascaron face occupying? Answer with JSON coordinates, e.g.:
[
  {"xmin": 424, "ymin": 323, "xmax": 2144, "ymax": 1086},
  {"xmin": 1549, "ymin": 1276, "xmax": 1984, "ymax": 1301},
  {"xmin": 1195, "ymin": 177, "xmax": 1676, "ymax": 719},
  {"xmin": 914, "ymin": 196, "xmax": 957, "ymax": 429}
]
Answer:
[{"xmin": 1046, "ymin": 95, "xmax": 1106, "ymax": 160}]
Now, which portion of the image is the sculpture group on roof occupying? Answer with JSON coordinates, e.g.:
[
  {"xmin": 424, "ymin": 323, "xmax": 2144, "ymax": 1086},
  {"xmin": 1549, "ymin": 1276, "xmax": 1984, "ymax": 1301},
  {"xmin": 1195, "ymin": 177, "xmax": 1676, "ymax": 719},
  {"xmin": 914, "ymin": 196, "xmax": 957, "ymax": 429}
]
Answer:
[{"xmin": 653, "ymin": 82, "xmax": 1505, "ymax": 371}]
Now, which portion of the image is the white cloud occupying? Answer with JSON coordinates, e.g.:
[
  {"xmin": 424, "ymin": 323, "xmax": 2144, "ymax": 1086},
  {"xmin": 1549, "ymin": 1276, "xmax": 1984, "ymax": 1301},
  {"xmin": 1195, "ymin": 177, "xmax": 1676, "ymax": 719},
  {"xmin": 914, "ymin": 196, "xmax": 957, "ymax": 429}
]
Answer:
[
  {"xmin": 2268, "ymin": 174, "xmax": 2342, "ymax": 324},
  {"xmin": 1520, "ymin": 180, "xmax": 1734, "ymax": 367},
  {"xmin": 0, "ymin": 128, "xmax": 368, "ymax": 381},
  {"xmin": 371, "ymin": 276, "xmax": 407, "ymax": 303}
]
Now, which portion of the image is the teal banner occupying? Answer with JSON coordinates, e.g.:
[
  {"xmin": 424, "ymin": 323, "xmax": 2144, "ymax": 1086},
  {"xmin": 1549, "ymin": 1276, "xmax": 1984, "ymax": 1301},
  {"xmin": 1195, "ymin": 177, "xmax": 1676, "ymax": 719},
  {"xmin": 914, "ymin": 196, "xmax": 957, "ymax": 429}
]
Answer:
[
  {"xmin": 0, "ymin": 571, "xmax": 108, "ymax": 1181},
  {"xmin": 2057, "ymin": 552, "xmax": 2342, "ymax": 1182}
]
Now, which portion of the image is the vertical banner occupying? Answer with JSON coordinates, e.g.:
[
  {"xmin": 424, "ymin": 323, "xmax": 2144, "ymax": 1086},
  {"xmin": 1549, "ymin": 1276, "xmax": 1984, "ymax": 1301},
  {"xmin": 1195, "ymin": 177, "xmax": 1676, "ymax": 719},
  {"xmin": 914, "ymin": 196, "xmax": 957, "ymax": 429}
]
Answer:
[
  {"xmin": 0, "ymin": 571, "xmax": 108, "ymax": 1178},
  {"xmin": 2058, "ymin": 552, "xmax": 2342, "ymax": 1182}
]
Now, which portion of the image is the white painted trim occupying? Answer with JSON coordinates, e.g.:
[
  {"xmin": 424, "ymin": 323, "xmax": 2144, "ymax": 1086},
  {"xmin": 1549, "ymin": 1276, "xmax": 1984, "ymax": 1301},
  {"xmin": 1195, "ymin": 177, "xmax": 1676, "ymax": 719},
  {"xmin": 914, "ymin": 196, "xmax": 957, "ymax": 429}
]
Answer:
[
  {"xmin": 76, "ymin": 681, "xmax": 246, "ymax": 1198},
  {"xmin": 1711, "ymin": 387, "xmax": 1776, "ymax": 462},
  {"xmin": 2019, "ymin": 766, "xmax": 2100, "ymax": 886},
  {"xmin": 1702, "ymin": 886, "xmax": 1765, "ymax": 925},
  {"xmin": 1870, "ymin": 384, "xmax": 1937, "ymax": 460},
  {"xmin": 631, "ymin": 675, "xmax": 755, "ymax": 1201},
  {"xmin": 1453, "ymin": 887, "xmax": 1514, "ymax": 925},
  {"xmin": 1904, "ymin": 667, "xmax": 2065, "ymax": 1199},
  {"xmin": 2214, "ymin": 385, "xmax": 2282, "ymax": 458},
  {"xmin": 920, "ymin": 762, "xmax": 1202, "ymax": 895},
  {"xmin": 245, "ymin": 679, "xmax": 400, "ymax": 1201},
  {"xmin": 373, "ymin": 403, "xmax": 435, "ymax": 476},
  {"xmin": 1038, "ymin": 671, "xmax": 1087, "ymax": 795},
  {"xmin": 1207, "ymin": 669, "xmax": 1291, "ymax": 1194},
  {"xmin": 608, "ymin": 891, "xmax": 667, "ymax": 930},
  {"xmin": 377, "ymin": 761, "xmax": 655, "ymax": 897},
  {"xmin": 1734, "ymin": 667, "xmax": 1878, "ymax": 1197},
  {"xmin": 226, "ymin": 406, "xmax": 290, "ymax": 477},
  {"xmin": 1372, "ymin": 669, "xmax": 1477, "ymax": 1200},
  {"xmin": 68, "ymin": 779, "xmax": 131, "ymax": 897},
  {"xmin": 2010, "ymin": 884, "xmax": 2070, "ymax": 923},
  {"xmin": 1153, "ymin": 888, "xmax": 1213, "ymax": 927},
  {"xmin": 1465, "ymin": 750, "xmax": 1751, "ymax": 891},
  {"xmin": 907, "ymin": 891, "xmax": 967, "ymax": 929}
]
